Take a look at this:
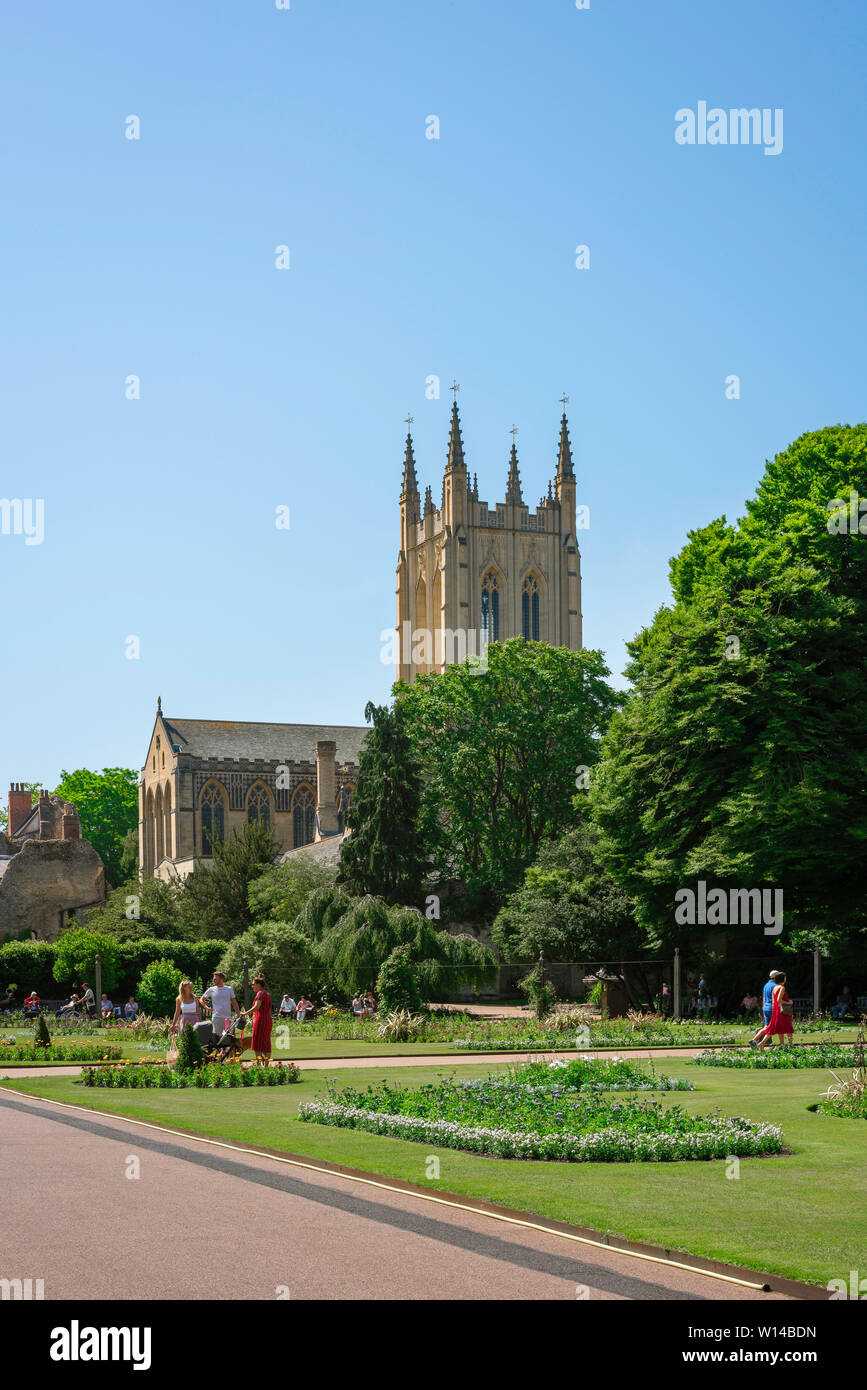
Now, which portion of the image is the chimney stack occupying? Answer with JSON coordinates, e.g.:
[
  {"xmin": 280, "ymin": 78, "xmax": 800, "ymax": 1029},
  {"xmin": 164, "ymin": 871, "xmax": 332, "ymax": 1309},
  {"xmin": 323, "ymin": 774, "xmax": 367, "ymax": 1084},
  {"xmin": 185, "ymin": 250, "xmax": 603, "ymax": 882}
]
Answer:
[
  {"xmin": 7, "ymin": 783, "xmax": 32, "ymax": 838},
  {"xmin": 315, "ymin": 740, "xmax": 340, "ymax": 838},
  {"xmin": 61, "ymin": 806, "xmax": 81, "ymax": 841}
]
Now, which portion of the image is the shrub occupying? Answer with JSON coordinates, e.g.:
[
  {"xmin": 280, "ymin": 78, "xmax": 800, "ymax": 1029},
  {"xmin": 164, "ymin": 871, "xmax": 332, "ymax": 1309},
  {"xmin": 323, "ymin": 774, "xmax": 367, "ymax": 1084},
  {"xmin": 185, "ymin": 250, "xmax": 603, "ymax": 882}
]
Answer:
[
  {"xmin": 137, "ymin": 959, "xmax": 184, "ymax": 1018},
  {"xmin": 34, "ymin": 1014, "xmax": 52, "ymax": 1048},
  {"xmin": 518, "ymin": 962, "xmax": 556, "ymax": 1020},
  {"xmin": 376, "ymin": 1009, "xmax": 425, "ymax": 1042},
  {"xmin": 175, "ymin": 1024, "xmax": 204, "ymax": 1073},
  {"xmin": 53, "ymin": 929, "xmax": 120, "ymax": 992},
  {"xmin": 0, "ymin": 941, "xmax": 58, "ymax": 997},
  {"xmin": 376, "ymin": 945, "xmax": 422, "ymax": 1013}
]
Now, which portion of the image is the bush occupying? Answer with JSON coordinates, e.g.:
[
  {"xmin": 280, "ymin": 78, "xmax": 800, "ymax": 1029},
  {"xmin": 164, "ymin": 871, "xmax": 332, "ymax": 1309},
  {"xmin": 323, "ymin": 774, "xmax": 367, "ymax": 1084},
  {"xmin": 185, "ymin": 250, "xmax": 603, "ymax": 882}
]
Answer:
[
  {"xmin": 53, "ymin": 930, "xmax": 120, "ymax": 992},
  {"xmin": 518, "ymin": 963, "xmax": 556, "ymax": 1020},
  {"xmin": 0, "ymin": 941, "xmax": 58, "ymax": 997},
  {"xmin": 175, "ymin": 1025, "xmax": 204, "ymax": 1073},
  {"xmin": 217, "ymin": 922, "xmax": 315, "ymax": 997},
  {"xmin": 376, "ymin": 1009, "xmax": 425, "ymax": 1042},
  {"xmin": 35, "ymin": 1014, "xmax": 52, "ymax": 1048},
  {"xmin": 376, "ymin": 945, "xmax": 422, "ymax": 1012},
  {"xmin": 136, "ymin": 959, "xmax": 184, "ymax": 1018}
]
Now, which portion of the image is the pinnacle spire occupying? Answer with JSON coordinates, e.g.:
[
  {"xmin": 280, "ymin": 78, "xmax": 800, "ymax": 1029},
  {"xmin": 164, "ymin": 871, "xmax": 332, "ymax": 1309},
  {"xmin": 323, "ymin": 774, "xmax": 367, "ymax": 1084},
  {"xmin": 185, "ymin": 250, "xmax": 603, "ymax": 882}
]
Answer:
[
  {"xmin": 556, "ymin": 403, "xmax": 575, "ymax": 480},
  {"xmin": 445, "ymin": 399, "xmax": 466, "ymax": 473},
  {"xmin": 505, "ymin": 428, "xmax": 523, "ymax": 505},
  {"xmin": 401, "ymin": 418, "xmax": 419, "ymax": 499},
  {"xmin": 424, "ymin": 483, "xmax": 433, "ymax": 516}
]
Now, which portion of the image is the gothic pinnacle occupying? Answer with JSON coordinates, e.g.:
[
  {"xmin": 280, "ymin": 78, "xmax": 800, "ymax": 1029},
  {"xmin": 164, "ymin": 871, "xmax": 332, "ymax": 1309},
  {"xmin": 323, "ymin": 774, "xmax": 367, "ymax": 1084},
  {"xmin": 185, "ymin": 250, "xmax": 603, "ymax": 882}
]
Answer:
[
  {"xmin": 556, "ymin": 402, "xmax": 575, "ymax": 480},
  {"xmin": 401, "ymin": 416, "xmax": 419, "ymax": 498},
  {"xmin": 444, "ymin": 398, "xmax": 466, "ymax": 474},
  {"xmin": 505, "ymin": 428, "xmax": 523, "ymax": 505}
]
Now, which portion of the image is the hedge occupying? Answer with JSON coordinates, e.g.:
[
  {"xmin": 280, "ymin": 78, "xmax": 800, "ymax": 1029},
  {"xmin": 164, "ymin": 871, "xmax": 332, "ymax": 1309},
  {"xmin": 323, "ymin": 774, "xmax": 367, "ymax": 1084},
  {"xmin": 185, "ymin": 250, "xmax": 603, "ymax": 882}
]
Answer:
[{"xmin": 0, "ymin": 938, "xmax": 226, "ymax": 1002}]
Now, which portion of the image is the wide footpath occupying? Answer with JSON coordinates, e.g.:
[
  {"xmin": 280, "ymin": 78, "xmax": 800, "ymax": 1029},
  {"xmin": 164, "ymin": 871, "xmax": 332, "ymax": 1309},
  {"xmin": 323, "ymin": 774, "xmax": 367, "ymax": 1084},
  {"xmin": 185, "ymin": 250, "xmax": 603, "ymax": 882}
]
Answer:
[{"xmin": 3, "ymin": 1037, "xmax": 863, "ymax": 1292}]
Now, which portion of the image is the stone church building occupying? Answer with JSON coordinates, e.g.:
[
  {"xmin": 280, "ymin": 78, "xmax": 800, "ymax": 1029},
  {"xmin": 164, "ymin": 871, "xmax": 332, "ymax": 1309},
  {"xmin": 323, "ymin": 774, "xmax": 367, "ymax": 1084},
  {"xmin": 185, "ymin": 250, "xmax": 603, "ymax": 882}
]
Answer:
[
  {"xmin": 395, "ymin": 398, "xmax": 583, "ymax": 682},
  {"xmin": 139, "ymin": 704, "xmax": 367, "ymax": 880}
]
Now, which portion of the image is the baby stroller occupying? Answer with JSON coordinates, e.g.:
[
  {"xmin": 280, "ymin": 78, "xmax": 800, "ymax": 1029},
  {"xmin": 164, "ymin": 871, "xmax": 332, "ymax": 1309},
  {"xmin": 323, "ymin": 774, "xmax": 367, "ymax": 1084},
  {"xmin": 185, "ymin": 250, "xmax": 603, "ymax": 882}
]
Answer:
[{"xmin": 192, "ymin": 1014, "xmax": 246, "ymax": 1063}]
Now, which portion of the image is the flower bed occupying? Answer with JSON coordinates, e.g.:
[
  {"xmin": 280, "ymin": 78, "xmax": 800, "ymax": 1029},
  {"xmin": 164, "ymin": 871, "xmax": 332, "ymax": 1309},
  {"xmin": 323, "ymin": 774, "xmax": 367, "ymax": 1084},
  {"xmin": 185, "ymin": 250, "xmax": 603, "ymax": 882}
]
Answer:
[
  {"xmin": 0, "ymin": 1039, "xmax": 122, "ymax": 1062},
  {"xmin": 289, "ymin": 1010, "xmax": 739, "ymax": 1049},
  {"xmin": 299, "ymin": 1078, "xmax": 782, "ymax": 1162},
  {"xmin": 78, "ymin": 1061, "xmax": 301, "ymax": 1088},
  {"xmin": 509, "ymin": 1057, "xmax": 693, "ymax": 1091},
  {"xmin": 692, "ymin": 1043, "xmax": 856, "ymax": 1069}
]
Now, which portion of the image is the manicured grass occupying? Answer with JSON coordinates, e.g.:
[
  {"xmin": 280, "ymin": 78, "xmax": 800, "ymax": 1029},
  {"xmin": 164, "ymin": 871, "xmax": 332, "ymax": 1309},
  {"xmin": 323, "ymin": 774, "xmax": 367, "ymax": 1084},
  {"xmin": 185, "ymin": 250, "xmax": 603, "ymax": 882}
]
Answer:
[{"xmin": 4, "ymin": 1056, "xmax": 863, "ymax": 1287}]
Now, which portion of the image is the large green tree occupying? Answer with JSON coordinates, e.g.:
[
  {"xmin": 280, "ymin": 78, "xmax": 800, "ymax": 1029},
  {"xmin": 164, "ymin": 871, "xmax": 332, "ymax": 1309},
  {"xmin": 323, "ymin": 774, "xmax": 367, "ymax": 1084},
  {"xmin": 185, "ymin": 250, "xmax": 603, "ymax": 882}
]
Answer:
[
  {"xmin": 177, "ymin": 820, "xmax": 279, "ymax": 940},
  {"xmin": 337, "ymin": 701, "xmax": 426, "ymax": 905},
  {"xmin": 248, "ymin": 855, "xmax": 336, "ymax": 925},
  {"xmin": 397, "ymin": 638, "xmax": 621, "ymax": 912},
  {"xmin": 53, "ymin": 768, "xmax": 139, "ymax": 888},
  {"xmin": 592, "ymin": 425, "xmax": 867, "ymax": 950},
  {"xmin": 492, "ymin": 824, "xmax": 643, "ymax": 962}
]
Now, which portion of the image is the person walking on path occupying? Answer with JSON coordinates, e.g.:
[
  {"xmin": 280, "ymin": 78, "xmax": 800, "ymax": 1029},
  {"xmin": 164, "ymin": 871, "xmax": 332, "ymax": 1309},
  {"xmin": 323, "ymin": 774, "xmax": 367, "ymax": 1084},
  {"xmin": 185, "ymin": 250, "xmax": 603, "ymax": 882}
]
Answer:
[
  {"xmin": 755, "ymin": 973, "xmax": 794, "ymax": 1049},
  {"xmin": 199, "ymin": 972, "xmax": 239, "ymax": 1038},
  {"xmin": 748, "ymin": 971, "xmax": 782, "ymax": 1045},
  {"xmin": 242, "ymin": 974, "xmax": 272, "ymax": 1064},
  {"xmin": 171, "ymin": 980, "xmax": 201, "ymax": 1037}
]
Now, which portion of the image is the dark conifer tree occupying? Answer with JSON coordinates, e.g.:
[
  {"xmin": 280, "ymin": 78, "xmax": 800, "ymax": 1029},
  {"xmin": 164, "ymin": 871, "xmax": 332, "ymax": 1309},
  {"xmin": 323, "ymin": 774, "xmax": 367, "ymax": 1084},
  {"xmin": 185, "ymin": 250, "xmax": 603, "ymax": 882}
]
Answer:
[{"xmin": 337, "ymin": 701, "xmax": 426, "ymax": 905}]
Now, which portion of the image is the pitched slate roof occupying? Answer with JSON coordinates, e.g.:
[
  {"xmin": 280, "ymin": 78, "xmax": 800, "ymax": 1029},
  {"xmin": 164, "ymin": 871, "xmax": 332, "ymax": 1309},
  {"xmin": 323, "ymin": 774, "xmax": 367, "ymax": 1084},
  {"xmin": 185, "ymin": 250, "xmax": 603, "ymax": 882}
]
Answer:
[{"xmin": 162, "ymin": 718, "xmax": 368, "ymax": 766}]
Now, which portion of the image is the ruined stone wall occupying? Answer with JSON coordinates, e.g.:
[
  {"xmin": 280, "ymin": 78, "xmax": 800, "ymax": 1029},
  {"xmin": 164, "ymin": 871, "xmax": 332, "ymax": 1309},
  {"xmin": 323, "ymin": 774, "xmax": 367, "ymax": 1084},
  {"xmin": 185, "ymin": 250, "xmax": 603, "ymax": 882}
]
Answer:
[{"xmin": 0, "ymin": 839, "xmax": 106, "ymax": 941}]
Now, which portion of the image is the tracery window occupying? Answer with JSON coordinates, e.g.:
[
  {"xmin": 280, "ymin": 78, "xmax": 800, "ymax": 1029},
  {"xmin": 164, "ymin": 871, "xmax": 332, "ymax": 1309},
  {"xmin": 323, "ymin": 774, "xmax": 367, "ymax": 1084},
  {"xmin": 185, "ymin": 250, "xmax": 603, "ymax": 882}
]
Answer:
[
  {"xmin": 522, "ymin": 574, "xmax": 540, "ymax": 641},
  {"xmin": 247, "ymin": 783, "xmax": 271, "ymax": 827},
  {"xmin": 200, "ymin": 782, "xmax": 226, "ymax": 855},
  {"xmin": 292, "ymin": 785, "xmax": 316, "ymax": 847},
  {"xmin": 481, "ymin": 568, "xmax": 500, "ymax": 642}
]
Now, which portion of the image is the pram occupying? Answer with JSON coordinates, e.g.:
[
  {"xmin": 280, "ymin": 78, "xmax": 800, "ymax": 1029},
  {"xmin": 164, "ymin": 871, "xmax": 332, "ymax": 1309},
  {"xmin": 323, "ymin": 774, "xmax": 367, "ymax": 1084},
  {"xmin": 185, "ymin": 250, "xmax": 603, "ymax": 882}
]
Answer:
[{"xmin": 192, "ymin": 1014, "xmax": 246, "ymax": 1063}]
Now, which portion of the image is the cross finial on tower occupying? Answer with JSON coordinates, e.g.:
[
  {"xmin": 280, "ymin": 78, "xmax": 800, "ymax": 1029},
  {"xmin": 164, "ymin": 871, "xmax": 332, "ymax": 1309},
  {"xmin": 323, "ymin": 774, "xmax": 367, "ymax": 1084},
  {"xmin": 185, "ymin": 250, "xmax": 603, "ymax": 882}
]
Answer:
[
  {"xmin": 560, "ymin": 393, "xmax": 569, "ymax": 413},
  {"xmin": 405, "ymin": 413, "xmax": 414, "ymax": 429},
  {"xmin": 509, "ymin": 424, "xmax": 519, "ymax": 441},
  {"xmin": 450, "ymin": 380, "xmax": 460, "ymax": 401}
]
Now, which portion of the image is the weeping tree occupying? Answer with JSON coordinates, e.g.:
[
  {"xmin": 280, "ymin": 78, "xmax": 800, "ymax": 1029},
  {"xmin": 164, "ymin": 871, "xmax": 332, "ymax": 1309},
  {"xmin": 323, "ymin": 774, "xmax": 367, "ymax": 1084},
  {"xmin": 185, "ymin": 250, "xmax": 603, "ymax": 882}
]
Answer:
[
  {"xmin": 292, "ymin": 885, "xmax": 355, "ymax": 941},
  {"xmin": 315, "ymin": 893, "xmax": 497, "ymax": 1001},
  {"xmin": 337, "ymin": 701, "xmax": 427, "ymax": 905}
]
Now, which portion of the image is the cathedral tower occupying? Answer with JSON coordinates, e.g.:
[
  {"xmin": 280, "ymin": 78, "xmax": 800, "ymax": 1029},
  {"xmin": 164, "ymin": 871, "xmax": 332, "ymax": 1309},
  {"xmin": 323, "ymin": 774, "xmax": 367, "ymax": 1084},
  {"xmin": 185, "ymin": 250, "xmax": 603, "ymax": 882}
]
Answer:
[{"xmin": 395, "ymin": 393, "xmax": 583, "ymax": 683}]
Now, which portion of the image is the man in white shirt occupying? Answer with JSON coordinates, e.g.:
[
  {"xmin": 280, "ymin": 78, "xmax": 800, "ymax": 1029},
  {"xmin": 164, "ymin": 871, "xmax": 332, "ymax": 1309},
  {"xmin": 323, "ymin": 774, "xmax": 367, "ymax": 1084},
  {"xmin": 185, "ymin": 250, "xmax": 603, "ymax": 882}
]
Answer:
[{"xmin": 199, "ymin": 973, "xmax": 239, "ymax": 1037}]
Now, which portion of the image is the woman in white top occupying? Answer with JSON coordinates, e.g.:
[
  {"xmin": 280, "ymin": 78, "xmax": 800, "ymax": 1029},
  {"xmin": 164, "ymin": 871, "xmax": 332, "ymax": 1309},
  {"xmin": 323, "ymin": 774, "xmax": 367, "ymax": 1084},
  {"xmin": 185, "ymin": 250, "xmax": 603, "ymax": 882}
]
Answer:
[{"xmin": 171, "ymin": 979, "xmax": 202, "ymax": 1035}]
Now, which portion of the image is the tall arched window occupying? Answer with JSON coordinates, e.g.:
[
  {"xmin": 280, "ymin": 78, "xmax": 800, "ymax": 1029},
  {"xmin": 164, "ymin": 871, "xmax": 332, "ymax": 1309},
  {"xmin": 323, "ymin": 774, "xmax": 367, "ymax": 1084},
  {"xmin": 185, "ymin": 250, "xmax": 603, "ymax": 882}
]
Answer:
[
  {"xmin": 481, "ymin": 568, "xmax": 500, "ymax": 642},
  {"xmin": 200, "ymin": 782, "xmax": 226, "ymax": 856},
  {"xmin": 145, "ymin": 789, "xmax": 155, "ymax": 875},
  {"xmin": 163, "ymin": 782, "xmax": 172, "ymax": 860},
  {"xmin": 292, "ymin": 785, "xmax": 316, "ymax": 847},
  {"xmin": 522, "ymin": 574, "xmax": 540, "ymax": 641},
  {"xmin": 155, "ymin": 787, "xmax": 164, "ymax": 866},
  {"xmin": 246, "ymin": 783, "xmax": 271, "ymax": 827}
]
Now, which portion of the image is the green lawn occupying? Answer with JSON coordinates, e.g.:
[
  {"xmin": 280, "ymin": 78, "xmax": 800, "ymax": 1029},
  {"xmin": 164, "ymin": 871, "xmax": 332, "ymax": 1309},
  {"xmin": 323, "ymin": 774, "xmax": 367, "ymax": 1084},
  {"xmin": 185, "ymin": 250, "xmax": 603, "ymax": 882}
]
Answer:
[{"xmin": 4, "ymin": 1056, "xmax": 864, "ymax": 1288}]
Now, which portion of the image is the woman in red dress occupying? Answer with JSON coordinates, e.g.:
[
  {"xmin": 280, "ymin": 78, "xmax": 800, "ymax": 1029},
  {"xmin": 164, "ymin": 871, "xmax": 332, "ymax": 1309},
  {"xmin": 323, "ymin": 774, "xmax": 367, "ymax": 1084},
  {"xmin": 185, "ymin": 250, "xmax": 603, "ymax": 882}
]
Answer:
[
  {"xmin": 757, "ymin": 973, "xmax": 794, "ymax": 1049},
  {"xmin": 243, "ymin": 974, "xmax": 272, "ymax": 1065}
]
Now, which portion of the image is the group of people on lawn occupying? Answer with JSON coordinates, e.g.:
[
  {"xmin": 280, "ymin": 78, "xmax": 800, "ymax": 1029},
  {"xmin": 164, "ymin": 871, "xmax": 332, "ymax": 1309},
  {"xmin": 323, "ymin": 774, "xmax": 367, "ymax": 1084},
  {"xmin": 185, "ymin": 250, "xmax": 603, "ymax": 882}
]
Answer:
[{"xmin": 170, "ymin": 972, "xmax": 353, "ymax": 1065}]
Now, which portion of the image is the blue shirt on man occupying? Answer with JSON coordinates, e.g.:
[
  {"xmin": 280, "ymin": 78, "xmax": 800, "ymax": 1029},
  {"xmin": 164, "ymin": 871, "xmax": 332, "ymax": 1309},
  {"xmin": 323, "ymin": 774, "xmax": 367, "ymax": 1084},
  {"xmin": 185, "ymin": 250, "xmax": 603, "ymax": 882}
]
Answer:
[{"xmin": 763, "ymin": 979, "xmax": 776, "ymax": 1017}]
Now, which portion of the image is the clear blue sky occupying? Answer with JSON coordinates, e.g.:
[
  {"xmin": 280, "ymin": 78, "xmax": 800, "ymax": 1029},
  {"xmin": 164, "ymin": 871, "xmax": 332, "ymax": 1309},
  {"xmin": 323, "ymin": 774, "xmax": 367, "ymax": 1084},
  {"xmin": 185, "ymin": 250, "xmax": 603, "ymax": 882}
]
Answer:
[{"xmin": 1, "ymin": 0, "xmax": 865, "ymax": 801}]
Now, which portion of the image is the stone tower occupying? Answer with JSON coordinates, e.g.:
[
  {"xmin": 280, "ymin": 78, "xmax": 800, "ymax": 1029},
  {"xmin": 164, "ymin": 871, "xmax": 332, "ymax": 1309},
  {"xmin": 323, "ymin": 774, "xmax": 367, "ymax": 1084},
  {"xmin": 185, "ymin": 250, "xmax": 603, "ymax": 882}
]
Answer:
[{"xmin": 395, "ymin": 397, "xmax": 583, "ymax": 682}]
